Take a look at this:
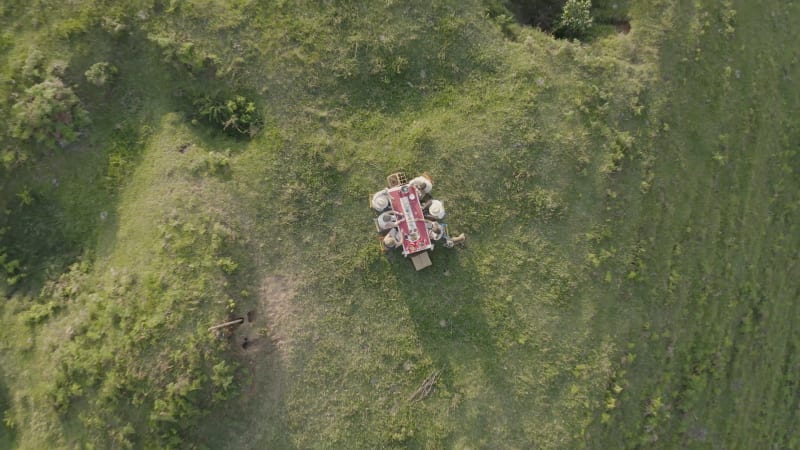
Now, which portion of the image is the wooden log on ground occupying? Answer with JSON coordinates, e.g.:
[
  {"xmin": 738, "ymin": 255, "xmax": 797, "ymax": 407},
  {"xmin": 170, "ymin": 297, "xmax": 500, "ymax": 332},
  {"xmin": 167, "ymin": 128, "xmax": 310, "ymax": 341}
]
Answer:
[{"xmin": 208, "ymin": 317, "xmax": 244, "ymax": 332}]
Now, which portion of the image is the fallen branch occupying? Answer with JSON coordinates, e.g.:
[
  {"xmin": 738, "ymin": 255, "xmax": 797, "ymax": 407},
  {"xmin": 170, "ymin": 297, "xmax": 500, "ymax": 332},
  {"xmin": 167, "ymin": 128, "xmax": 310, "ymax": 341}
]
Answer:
[{"xmin": 408, "ymin": 370, "xmax": 440, "ymax": 402}]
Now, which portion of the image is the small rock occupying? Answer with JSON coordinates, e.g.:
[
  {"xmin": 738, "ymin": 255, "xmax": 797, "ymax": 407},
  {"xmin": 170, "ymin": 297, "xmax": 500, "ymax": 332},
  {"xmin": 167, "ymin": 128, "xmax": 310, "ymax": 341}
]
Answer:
[{"xmin": 99, "ymin": 211, "xmax": 108, "ymax": 221}]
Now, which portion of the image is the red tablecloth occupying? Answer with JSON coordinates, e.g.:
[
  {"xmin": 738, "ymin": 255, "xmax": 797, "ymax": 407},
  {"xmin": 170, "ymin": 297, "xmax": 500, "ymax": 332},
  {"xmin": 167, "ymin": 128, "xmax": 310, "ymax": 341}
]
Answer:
[{"xmin": 387, "ymin": 184, "xmax": 432, "ymax": 256}]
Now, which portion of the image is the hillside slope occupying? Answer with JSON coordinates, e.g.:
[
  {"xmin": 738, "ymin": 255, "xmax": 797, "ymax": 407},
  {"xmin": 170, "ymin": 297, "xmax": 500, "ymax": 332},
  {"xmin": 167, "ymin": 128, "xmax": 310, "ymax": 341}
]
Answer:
[{"xmin": 0, "ymin": 0, "xmax": 797, "ymax": 448}]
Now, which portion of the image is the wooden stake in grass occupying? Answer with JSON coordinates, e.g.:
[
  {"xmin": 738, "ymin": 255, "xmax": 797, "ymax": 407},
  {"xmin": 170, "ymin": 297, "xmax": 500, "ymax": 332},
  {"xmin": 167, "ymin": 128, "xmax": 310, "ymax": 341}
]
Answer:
[{"xmin": 408, "ymin": 370, "xmax": 440, "ymax": 402}]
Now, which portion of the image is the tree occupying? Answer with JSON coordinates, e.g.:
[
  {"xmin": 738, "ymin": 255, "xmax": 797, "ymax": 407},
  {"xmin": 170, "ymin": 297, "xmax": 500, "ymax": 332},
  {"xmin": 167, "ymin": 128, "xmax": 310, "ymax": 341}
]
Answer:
[
  {"xmin": 10, "ymin": 78, "xmax": 90, "ymax": 150},
  {"xmin": 555, "ymin": 0, "xmax": 593, "ymax": 39}
]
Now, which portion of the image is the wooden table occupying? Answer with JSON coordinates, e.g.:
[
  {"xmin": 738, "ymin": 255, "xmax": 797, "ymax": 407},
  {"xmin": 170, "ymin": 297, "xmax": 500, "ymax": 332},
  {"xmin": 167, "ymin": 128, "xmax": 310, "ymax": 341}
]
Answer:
[{"xmin": 387, "ymin": 184, "xmax": 433, "ymax": 257}]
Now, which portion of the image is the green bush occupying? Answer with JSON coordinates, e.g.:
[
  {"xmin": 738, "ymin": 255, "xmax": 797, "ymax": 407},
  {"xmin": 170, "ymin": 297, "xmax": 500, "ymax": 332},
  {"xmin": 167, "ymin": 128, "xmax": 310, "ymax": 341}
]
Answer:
[
  {"xmin": 21, "ymin": 49, "xmax": 47, "ymax": 82},
  {"xmin": 10, "ymin": 78, "xmax": 90, "ymax": 149},
  {"xmin": 0, "ymin": 145, "xmax": 29, "ymax": 169},
  {"xmin": 148, "ymin": 33, "xmax": 217, "ymax": 73},
  {"xmin": 85, "ymin": 62, "xmax": 118, "ymax": 87},
  {"xmin": 555, "ymin": 0, "xmax": 593, "ymax": 39},
  {"xmin": 0, "ymin": 236, "xmax": 24, "ymax": 290},
  {"xmin": 194, "ymin": 95, "xmax": 262, "ymax": 137},
  {"xmin": 191, "ymin": 150, "xmax": 231, "ymax": 178},
  {"xmin": 211, "ymin": 360, "xmax": 236, "ymax": 401},
  {"xmin": 104, "ymin": 123, "xmax": 144, "ymax": 190}
]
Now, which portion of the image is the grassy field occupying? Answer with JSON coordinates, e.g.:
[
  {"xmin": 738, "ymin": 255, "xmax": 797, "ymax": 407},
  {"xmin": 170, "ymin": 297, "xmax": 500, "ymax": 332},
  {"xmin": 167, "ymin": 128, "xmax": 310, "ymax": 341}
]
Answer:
[
  {"xmin": 0, "ymin": 0, "xmax": 798, "ymax": 448},
  {"xmin": 583, "ymin": 1, "xmax": 800, "ymax": 447}
]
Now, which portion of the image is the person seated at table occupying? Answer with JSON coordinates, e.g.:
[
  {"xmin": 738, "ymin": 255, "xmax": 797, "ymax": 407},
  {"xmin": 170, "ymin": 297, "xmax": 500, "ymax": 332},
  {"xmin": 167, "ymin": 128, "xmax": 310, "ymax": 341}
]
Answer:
[
  {"xmin": 371, "ymin": 190, "xmax": 390, "ymax": 212},
  {"xmin": 424, "ymin": 199, "xmax": 446, "ymax": 220},
  {"xmin": 427, "ymin": 221, "xmax": 445, "ymax": 241},
  {"xmin": 382, "ymin": 228, "xmax": 403, "ymax": 249},
  {"xmin": 410, "ymin": 175, "xmax": 433, "ymax": 195},
  {"xmin": 377, "ymin": 211, "xmax": 401, "ymax": 231}
]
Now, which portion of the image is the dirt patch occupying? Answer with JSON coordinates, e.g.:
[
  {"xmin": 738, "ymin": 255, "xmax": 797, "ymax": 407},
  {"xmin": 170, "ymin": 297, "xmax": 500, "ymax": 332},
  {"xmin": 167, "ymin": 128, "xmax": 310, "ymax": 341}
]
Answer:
[
  {"xmin": 615, "ymin": 20, "xmax": 631, "ymax": 34},
  {"xmin": 197, "ymin": 275, "xmax": 301, "ymax": 448},
  {"xmin": 221, "ymin": 273, "xmax": 301, "ymax": 400},
  {"xmin": 221, "ymin": 274, "xmax": 300, "ymax": 362},
  {"xmin": 254, "ymin": 274, "xmax": 300, "ymax": 361}
]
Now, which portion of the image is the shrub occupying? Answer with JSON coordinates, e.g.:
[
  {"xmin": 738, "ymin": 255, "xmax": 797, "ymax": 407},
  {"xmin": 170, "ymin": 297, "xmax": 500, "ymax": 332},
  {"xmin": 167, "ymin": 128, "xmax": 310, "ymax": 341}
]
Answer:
[
  {"xmin": 0, "ymin": 241, "xmax": 25, "ymax": 290},
  {"xmin": 48, "ymin": 60, "xmax": 69, "ymax": 78},
  {"xmin": 555, "ymin": 0, "xmax": 593, "ymax": 39},
  {"xmin": 19, "ymin": 301, "xmax": 60, "ymax": 325},
  {"xmin": 101, "ymin": 16, "xmax": 129, "ymax": 36},
  {"xmin": 148, "ymin": 33, "xmax": 216, "ymax": 73},
  {"xmin": 211, "ymin": 360, "xmax": 236, "ymax": 401},
  {"xmin": 104, "ymin": 123, "xmax": 142, "ymax": 190},
  {"xmin": 10, "ymin": 78, "xmax": 90, "ymax": 149},
  {"xmin": 194, "ymin": 95, "xmax": 262, "ymax": 137},
  {"xmin": 21, "ymin": 49, "xmax": 47, "ymax": 82},
  {"xmin": 1, "ymin": 145, "xmax": 29, "ymax": 169},
  {"xmin": 85, "ymin": 62, "xmax": 118, "ymax": 87},
  {"xmin": 191, "ymin": 151, "xmax": 231, "ymax": 178},
  {"xmin": 216, "ymin": 256, "xmax": 238, "ymax": 274}
]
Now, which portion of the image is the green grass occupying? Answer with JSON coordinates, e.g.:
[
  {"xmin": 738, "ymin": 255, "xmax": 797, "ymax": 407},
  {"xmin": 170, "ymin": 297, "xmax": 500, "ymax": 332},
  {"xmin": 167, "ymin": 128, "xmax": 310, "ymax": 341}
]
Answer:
[
  {"xmin": 0, "ymin": 0, "xmax": 798, "ymax": 448},
  {"xmin": 583, "ymin": 1, "xmax": 800, "ymax": 446}
]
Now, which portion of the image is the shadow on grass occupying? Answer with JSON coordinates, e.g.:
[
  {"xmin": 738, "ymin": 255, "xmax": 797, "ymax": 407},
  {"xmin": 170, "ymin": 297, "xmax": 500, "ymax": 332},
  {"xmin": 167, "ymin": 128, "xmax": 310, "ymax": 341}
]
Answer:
[
  {"xmin": 191, "ymin": 218, "xmax": 296, "ymax": 449},
  {"xmin": 387, "ymin": 246, "xmax": 529, "ymax": 443},
  {"xmin": 195, "ymin": 332, "xmax": 295, "ymax": 450}
]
